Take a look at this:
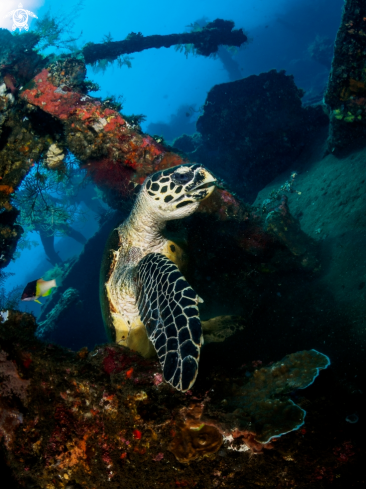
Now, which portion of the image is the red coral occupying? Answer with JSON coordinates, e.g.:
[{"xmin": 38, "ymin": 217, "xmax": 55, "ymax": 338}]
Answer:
[
  {"xmin": 102, "ymin": 348, "xmax": 135, "ymax": 375},
  {"xmin": 104, "ymin": 114, "xmax": 126, "ymax": 132},
  {"xmin": 126, "ymin": 368, "xmax": 134, "ymax": 379},
  {"xmin": 85, "ymin": 158, "xmax": 135, "ymax": 198},
  {"xmin": 152, "ymin": 452, "xmax": 164, "ymax": 461},
  {"xmin": 102, "ymin": 452, "xmax": 113, "ymax": 465},
  {"xmin": 22, "ymin": 69, "xmax": 82, "ymax": 119},
  {"xmin": 312, "ymin": 466, "xmax": 334, "ymax": 482},
  {"xmin": 132, "ymin": 429, "xmax": 142, "ymax": 440}
]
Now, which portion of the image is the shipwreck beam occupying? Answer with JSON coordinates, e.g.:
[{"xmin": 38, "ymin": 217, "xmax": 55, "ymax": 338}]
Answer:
[{"xmin": 82, "ymin": 19, "xmax": 247, "ymax": 65}]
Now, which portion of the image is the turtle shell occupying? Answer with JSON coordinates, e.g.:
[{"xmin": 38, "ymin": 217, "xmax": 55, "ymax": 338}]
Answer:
[{"xmin": 99, "ymin": 226, "xmax": 121, "ymax": 342}]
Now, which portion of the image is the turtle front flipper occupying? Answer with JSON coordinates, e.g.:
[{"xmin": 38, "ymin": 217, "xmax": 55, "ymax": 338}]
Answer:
[{"xmin": 136, "ymin": 253, "xmax": 203, "ymax": 392}]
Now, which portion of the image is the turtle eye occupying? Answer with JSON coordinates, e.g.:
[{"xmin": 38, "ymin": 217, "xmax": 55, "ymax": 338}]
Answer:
[{"xmin": 172, "ymin": 170, "xmax": 194, "ymax": 185}]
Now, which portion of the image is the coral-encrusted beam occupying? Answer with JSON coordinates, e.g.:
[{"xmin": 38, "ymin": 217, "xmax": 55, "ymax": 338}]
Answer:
[
  {"xmin": 83, "ymin": 19, "xmax": 247, "ymax": 65},
  {"xmin": 21, "ymin": 68, "xmax": 187, "ymax": 199},
  {"xmin": 20, "ymin": 67, "xmax": 244, "ymax": 216}
]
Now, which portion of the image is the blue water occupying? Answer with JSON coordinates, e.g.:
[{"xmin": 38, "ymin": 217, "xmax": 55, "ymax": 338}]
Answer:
[{"xmin": 1, "ymin": 0, "xmax": 343, "ymax": 297}]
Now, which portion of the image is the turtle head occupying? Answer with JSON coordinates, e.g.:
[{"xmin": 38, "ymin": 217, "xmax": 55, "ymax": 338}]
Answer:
[{"xmin": 142, "ymin": 164, "xmax": 216, "ymax": 220}]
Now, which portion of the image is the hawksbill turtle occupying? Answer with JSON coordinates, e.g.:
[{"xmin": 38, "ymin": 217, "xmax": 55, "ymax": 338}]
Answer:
[{"xmin": 100, "ymin": 164, "xmax": 216, "ymax": 391}]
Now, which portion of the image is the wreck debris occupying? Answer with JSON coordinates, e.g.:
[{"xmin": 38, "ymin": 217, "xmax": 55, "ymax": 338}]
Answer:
[
  {"xmin": 19, "ymin": 63, "xmax": 185, "ymax": 209},
  {"xmin": 195, "ymin": 70, "xmax": 329, "ymax": 202},
  {"xmin": 36, "ymin": 288, "xmax": 80, "ymax": 340},
  {"xmin": 0, "ymin": 308, "xmax": 353, "ymax": 487},
  {"xmin": 82, "ymin": 19, "xmax": 247, "ymax": 65},
  {"xmin": 0, "ymin": 30, "xmax": 52, "ymax": 266},
  {"xmin": 2, "ymin": 41, "xmax": 320, "ymax": 282},
  {"xmin": 0, "ymin": 208, "xmax": 23, "ymax": 270},
  {"xmin": 325, "ymin": 0, "xmax": 366, "ymax": 151}
]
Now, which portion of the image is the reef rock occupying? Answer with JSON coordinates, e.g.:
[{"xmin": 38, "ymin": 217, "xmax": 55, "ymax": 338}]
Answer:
[
  {"xmin": 0, "ymin": 310, "xmax": 335, "ymax": 488},
  {"xmin": 254, "ymin": 124, "xmax": 366, "ymax": 389},
  {"xmin": 194, "ymin": 70, "xmax": 328, "ymax": 203}
]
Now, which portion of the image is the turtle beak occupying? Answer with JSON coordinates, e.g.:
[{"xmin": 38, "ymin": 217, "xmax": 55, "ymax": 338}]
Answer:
[{"xmin": 187, "ymin": 169, "xmax": 217, "ymax": 201}]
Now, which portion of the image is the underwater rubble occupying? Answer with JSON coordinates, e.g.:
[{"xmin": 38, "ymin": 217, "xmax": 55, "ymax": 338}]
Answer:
[{"xmin": 2, "ymin": 310, "xmax": 359, "ymax": 489}]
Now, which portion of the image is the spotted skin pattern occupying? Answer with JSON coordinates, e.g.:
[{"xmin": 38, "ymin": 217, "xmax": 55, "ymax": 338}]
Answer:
[
  {"xmin": 145, "ymin": 164, "xmax": 211, "ymax": 206},
  {"xmin": 136, "ymin": 253, "xmax": 202, "ymax": 391}
]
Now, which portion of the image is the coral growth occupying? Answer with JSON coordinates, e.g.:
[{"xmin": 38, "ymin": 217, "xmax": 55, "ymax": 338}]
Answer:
[
  {"xmin": 20, "ymin": 63, "xmax": 187, "ymax": 209},
  {"xmin": 232, "ymin": 350, "xmax": 330, "ymax": 444},
  {"xmin": 0, "ymin": 310, "xmax": 355, "ymax": 488},
  {"xmin": 202, "ymin": 350, "xmax": 330, "ymax": 449},
  {"xmin": 169, "ymin": 404, "xmax": 223, "ymax": 463},
  {"xmin": 45, "ymin": 144, "xmax": 65, "ymax": 169},
  {"xmin": 325, "ymin": 0, "xmax": 366, "ymax": 150}
]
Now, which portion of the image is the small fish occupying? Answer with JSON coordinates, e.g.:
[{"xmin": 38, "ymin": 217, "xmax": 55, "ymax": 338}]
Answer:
[{"xmin": 21, "ymin": 278, "xmax": 58, "ymax": 304}]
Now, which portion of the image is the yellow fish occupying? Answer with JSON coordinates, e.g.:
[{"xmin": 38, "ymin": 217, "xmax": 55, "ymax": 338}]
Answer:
[{"xmin": 21, "ymin": 278, "xmax": 58, "ymax": 304}]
